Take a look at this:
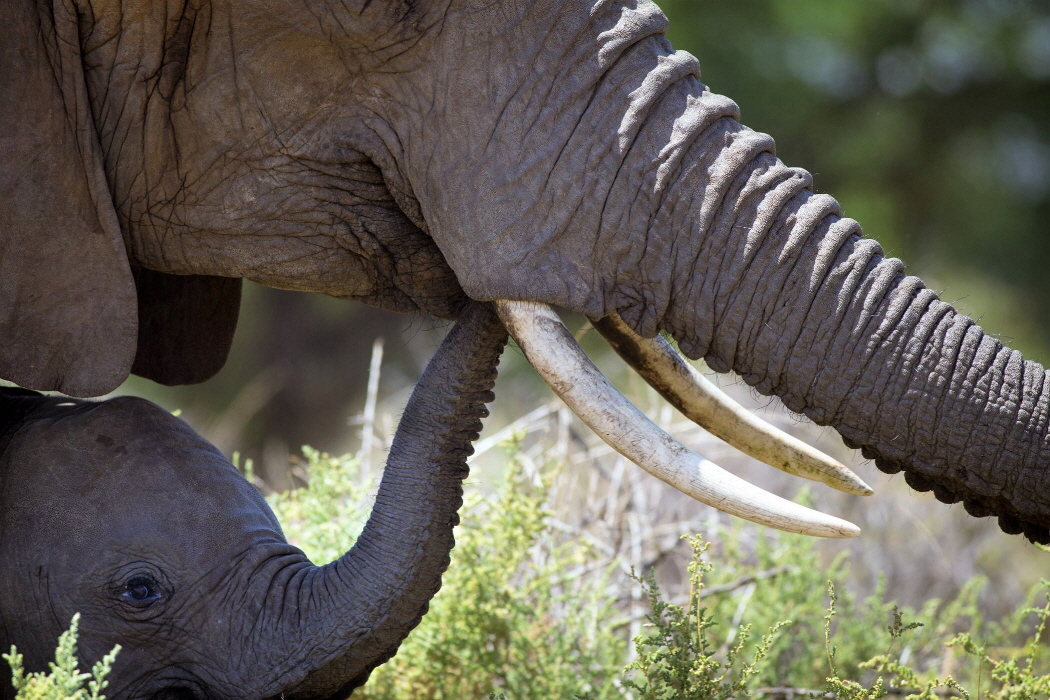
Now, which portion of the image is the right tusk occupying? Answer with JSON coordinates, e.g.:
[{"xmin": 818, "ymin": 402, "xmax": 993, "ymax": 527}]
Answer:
[
  {"xmin": 593, "ymin": 314, "xmax": 873, "ymax": 497},
  {"xmin": 495, "ymin": 300, "xmax": 860, "ymax": 539}
]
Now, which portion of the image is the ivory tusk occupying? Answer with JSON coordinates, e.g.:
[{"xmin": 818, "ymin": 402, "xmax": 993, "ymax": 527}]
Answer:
[
  {"xmin": 593, "ymin": 314, "xmax": 873, "ymax": 497},
  {"xmin": 494, "ymin": 300, "xmax": 860, "ymax": 539}
]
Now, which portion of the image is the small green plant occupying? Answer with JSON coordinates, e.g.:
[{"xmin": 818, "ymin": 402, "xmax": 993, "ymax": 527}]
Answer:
[
  {"xmin": 823, "ymin": 582, "xmax": 967, "ymax": 700},
  {"xmin": 945, "ymin": 585, "xmax": 1050, "ymax": 700},
  {"xmin": 622, "ymin": 535, "xmax": 788, "ymax": 699},
  {"xmin": 4, "ymin": 614, "xmax": 118, "ymax": 700}
]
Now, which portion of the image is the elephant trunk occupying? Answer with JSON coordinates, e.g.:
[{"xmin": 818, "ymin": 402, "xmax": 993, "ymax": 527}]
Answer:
[
  {"xmin": 246, "ymin": 302, "xmax": 507, "ymax": 699},
  {"xmin": 632, "ymin": 82, "xmax": 1050, "ymax": 542}
]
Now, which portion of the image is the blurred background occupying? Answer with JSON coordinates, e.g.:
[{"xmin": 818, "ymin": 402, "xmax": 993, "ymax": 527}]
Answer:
[{"xmin": 117, "ymin": 0, "xmax": 1050, "ymax": 617}]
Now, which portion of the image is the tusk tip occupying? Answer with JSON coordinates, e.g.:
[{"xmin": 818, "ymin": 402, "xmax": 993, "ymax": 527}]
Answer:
[
  {"xmin": 832, "ymin": 475, "xmax": 874, "ymax": 497},
  {"xmin": 789, "ymin": 510, "xmax": 862, "ymax": 539},
  {"xmin": 832, "ymin": 521, "xmax": 862, "ymax": 539}
]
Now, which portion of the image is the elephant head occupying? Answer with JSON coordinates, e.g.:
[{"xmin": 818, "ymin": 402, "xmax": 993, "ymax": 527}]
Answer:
[
  {"xmin": 2, "ymin": 2, "xmax": 1049, "ymax": 541},
  {"xmin": 0, "ymin": 303, "xmax": 507, "ymax": 698}
]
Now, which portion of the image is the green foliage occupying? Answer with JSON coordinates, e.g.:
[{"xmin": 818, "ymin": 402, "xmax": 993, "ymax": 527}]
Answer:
[
  {"xmin": 260, "ymin": 446, "xmax": 374, "ymax": 564},
  {"xmin": 14, "ymin": 448, "xmax": 1050, "ymax": 698},
  {"xmin": 622, "ymin": 536, "xmax": 788, "ymax": 699},
  {"xmin": 269, "ymin": 443, "xmax": 627, "ymax": 699},
  {"xmin": 945, "ymin": 587, "xmax": 1050, "ymax": 700},
  {"xmin": 267, "ymin": 443, "xmax": 1050, "ymax": 698},
  {"xmin": 4, "ymin": 615, "xmax": 118, "ymax": 700},
  {"xmin": 265, "ymin": 444, "xmax": 1050, "ymax": 698}
]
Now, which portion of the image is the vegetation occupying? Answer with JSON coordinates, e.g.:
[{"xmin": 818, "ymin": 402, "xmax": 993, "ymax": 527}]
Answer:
[
  {"xmin": 4, "ymin": 616, "xmax": 117, "ymax": 700},
  {"xmin": 268, "ymin": 442, "xmax": 1050, "ymax": 698},
  {"xmin": 10, "ymin": 442, "xmax": 1050, "ymax": 698}
]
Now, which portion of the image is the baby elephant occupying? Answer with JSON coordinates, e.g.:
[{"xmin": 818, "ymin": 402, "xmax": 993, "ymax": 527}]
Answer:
[{"xmin": 0, "ymin": 303, "xmax": 507, "ymax": 700}]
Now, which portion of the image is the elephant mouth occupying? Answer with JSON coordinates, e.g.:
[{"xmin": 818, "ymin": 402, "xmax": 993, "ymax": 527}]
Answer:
[
  {"xmin": 150, "ymin": 690, "xmax": 200, "ymax": 700},
  {"xmin": 120, "ymin": 670, "xmax": 206, "ymax": 700}
]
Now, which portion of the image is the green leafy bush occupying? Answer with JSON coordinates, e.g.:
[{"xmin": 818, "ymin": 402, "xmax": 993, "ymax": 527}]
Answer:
[
  {"xmin": 4, "ymin": 615, "xmax": 117, "ymax": 700},
  {"xmin": 269, "ymin": 444, "xmax": 628, "ymax": 699},
  {"xmin": 270, "ymin": 443, "xmax": 1050, "ymax": 698},
  {"xmin": 10, "ymin": 444, "xmax": 1050, "ymax": 698}
]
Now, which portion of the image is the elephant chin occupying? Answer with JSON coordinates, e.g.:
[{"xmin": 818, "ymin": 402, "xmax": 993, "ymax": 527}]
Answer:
[{"xmin": 240, "ymin": 302, "xmax": 507, "ymax": 699}]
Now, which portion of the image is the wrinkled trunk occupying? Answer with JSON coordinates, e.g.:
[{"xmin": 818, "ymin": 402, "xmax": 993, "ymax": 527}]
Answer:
[
  {"xmin": 401, "ymin": 0, "xmax": 1050, "ymax": 543},
  {"xmin": 611, "ymin": 72, "xmax": 1050, "ymax": 542},
  {"xmin": 242, "ymin": 302, "xmax": 507, "ymax": 698}
]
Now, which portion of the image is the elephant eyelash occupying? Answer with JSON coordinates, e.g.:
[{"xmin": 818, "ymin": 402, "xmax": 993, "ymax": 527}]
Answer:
[{"xmin": 120, "ymin": 575, "xmax": 164, "ymax": 606}]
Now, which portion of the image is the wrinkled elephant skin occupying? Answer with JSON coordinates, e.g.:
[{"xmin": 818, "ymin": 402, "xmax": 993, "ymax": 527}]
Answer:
[{"xmin": 2, "ymin": 0, "xmax": 1050, "ymax": 687}]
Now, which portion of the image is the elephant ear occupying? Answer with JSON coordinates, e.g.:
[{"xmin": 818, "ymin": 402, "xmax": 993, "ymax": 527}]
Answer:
[
  {"xmin": 131, "ymin": 269, "xmax": 243, "ymax": 386},
  {"xmin": 0, "ymin": 0, "xmax": 137, "ymax": 397}
]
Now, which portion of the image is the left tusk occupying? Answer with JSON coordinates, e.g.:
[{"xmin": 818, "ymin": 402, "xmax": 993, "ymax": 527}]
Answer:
[
  {"xmin": 592, "ymin": 314, "xmax": 873, "ymax": 497},
  {"xmin": 494, "ymin": 300, "xmax": 860, "ymax": 539}
]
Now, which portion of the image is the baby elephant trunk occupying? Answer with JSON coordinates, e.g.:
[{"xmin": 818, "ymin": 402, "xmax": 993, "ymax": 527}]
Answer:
[{"xmin": 250, "ymin": 302, "xmax": 507, "ymax": 698}]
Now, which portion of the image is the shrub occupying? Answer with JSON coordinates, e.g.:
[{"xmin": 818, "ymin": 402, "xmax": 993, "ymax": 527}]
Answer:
[
  {"xmin": 3, "ymin": 615, "xmax": 117, "ymax": 700},
  {"xmin": 270, "ymin": 444, "xmax": 627, "ymax": 699},
  {"xmin": 10, "ymin": 444, "xmax": 1050, "ymax": 698}
]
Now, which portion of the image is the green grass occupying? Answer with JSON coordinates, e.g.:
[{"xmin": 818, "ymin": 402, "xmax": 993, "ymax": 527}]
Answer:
[{"xmin": 9, "ymin": 441, "xmax": 1050, "ymax": 698}]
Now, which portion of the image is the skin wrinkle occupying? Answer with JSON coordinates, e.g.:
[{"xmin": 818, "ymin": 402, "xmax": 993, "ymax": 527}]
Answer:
[
  {"xmin": 899, "ymin": 305, "xmax": 955, "ymax": 474},
  {"xmin": 513, "ymin": 34, "xmax": 579, "ymax": 153},
  {"xmin": 662, "ymin": 123, "xmax": 761, "ymax": 351},
  {"xmin": 611, "ymin": 94, "xmax": 744, "ymax": 334},
  {"xmin": 769, "ymin": 217, "xmax": 864, "ymax": 407},
  {"xmin": 844, "ymin": 281, "xmax": 928, "ymax": 457},
  {"xmin": 713, "ymin": 166, "xmax": 812, "ymax": 378},
  {"xmin": 948, "ymin": 323, "xmax": 984, "ymax": 484},
  {"xmin": 997, "ymin": 351, "xmax": 1027, "ymax": 475},
  {"xmin": 710, "ymin": 184, "xmax": 809, "ymax": 380},
  {"xmin": 800, "ymin": 227, "xmax": 885, "ymax": 413},
  {"xmin": 985, "ymin": 348, "xmax": 1017, "ymax": 494},
  {"xmin": 611, "ymin": 73, "xmax": 720, "ymax": 307},
  {"xmin": 527, "ymin": 32, "xmax": 623, "ymax": 169},
  {"xmin": 963, "ymin": 339, "xmax": 1001, "ymax": 464},
  {"xmin": 695, "ymin": 128, "xmax": 778, "ymax": 280},
  {"xmin": 653, "ymin": 91, "xmax": 740, "ymax": 194},
  {"xmin": 929, "ymin": 315, "xmax": 968, "ymax": 474},
  {"xmin": 822, "ymin": 257, "xmax": 897, "ymax": 427}
]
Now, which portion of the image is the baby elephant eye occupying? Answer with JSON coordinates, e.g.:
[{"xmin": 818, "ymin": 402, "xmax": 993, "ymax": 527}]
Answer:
[{"xmin": 122, "ymin": 575, "xmax": 163, "ymax": 605}]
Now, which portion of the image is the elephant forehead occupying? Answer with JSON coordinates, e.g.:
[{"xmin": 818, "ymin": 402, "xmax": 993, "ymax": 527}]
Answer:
[{"xmin": 0, "ymin": 398, "xmax": 282, "ymax": 566}]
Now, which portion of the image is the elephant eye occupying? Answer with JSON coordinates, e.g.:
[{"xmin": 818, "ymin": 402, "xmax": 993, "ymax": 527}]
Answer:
[{"xmin": 122, "ymin": 575, "xmax": 163, "ymax": 606}]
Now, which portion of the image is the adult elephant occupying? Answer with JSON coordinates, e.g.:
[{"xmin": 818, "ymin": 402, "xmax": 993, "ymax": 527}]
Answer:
[{"xmin": 2, "ymin": 0, "xmax": 1049, "ymax": 538}]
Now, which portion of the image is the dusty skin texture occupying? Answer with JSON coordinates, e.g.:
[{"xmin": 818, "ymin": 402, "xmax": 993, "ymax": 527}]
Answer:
[{"xmin": 0, "ymin": 303, "xmax": 508, "ymax": 698}]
